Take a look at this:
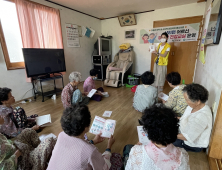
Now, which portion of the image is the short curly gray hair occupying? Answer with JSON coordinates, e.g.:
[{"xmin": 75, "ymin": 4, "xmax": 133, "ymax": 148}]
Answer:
[{"xmin": 69, "ymin": 72, "xmax": 81, "ymax": 82}]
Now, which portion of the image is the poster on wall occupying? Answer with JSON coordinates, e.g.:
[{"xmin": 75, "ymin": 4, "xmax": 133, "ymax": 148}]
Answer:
[
  {"xmin": 205, "ymin": 21, "xmax": 217, "ymax": 44},
  {"xmin": 65, "ymin": 23, "xmax": 80, "ymax": 47},
  {"xmin": 199, "ymin": 4, "xmax": 212, "ymax": 64},
  {"xmin": 140, "ymin": 23, "xmax": 200, "ymax": 44}
]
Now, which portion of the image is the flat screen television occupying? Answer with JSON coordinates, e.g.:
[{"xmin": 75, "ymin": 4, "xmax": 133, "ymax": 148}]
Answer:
[
  {"xmin": 22, "ymin": 48, "xmax": 66, "ymax": 77},
  {"xmin": 94, "ymin": 37, "xmax": 112, "ymax": 55}
]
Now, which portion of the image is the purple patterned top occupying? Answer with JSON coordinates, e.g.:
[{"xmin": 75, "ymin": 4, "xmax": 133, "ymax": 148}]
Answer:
[{"xmin": 0, "ymin": 105, "xmax": 23, "ymax": 138}]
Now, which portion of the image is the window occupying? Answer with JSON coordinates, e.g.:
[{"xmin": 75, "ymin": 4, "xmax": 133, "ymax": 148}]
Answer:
[{"xmin": 0, "ymin": 0, "xmax": 25, "ymax": 70}]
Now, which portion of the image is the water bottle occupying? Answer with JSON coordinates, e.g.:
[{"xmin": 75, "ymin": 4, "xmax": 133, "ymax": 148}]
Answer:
[{"xmin": 182, "ymin": 79, "xmax": 185, "ymax": 84}]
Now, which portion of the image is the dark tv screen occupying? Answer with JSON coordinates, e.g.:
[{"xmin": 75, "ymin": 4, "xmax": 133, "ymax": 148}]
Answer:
[
  {"xmin": 22, "ymin": 48, "xmax": 66, "ymax": 77},
  {"xmin": 102, "ymin": 40, "xmax": 109, "ymax": 51}
]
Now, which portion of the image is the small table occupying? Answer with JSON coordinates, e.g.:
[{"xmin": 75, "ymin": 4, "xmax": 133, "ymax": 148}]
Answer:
[{"xmin": 32, "ymin": 73, "xmax": 64, "ymax": 102}]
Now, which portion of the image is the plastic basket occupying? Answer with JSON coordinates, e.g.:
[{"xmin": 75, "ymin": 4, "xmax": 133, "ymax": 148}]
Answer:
[
  {"xmin": 126, "ymin": 84, "xmax": 135, "ymax": 88},
  {"xmin": 127, "ymin": 75, "xmax": 139, "ymax": 85}
]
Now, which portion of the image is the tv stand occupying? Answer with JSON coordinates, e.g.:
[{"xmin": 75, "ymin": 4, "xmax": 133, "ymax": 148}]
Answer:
[{"xmin": 31, "ymin": 73, "xmax": 64, "ymax": 102}]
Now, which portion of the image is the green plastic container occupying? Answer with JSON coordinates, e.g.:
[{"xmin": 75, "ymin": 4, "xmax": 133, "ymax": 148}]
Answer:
[
  {"xmin": 126, "ymin": 84, "xmax": 134, "ymax": 88},
  {"xmin": 126, "ymin": 75, "xmax": 139, "ymax": 88}
]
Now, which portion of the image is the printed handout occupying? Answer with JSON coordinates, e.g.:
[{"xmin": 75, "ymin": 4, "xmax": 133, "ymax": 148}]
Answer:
[
  {"xmin": 102, "ymin": 111, "xmax": 112, "ymax": 117},
  {"xmin": 39, "ymin": 133, "xmax": 57, "ymax": 142},
  {"xmin": 149, "ymin": 45, "xmax": 155, "ymax": 53},
  {"xmin": 90, "ymin": 116, "xmax": 116, "ymax": 138},
  {"xmin": 137, "ymin": 126, "xmax": 150, "ymax": 145},
  {"xmin": 36, "ymin": 114, "xmax": 52, "ymax": 127},
  {"xmin": 87, "ymin": 89, "xmax": 97, "ymax": 98},
  {"xmin": 158, "ymin": 92, "xmax": 169, "ymax": 101}
]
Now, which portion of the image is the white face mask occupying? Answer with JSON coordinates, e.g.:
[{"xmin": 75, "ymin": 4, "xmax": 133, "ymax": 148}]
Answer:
[{"xmin": 160, "ymin": 38, "xmax": 166, "ymax": 43}]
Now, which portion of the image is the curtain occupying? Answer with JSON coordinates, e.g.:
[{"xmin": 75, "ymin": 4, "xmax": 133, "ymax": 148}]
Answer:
[{"xmin": 15, "ymin": 0, "xmax": 64, "ymax": 82}]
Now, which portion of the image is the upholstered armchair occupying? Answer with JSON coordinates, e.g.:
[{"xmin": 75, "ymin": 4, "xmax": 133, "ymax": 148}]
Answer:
[{"xmin": 104, "ymin": 50, "xmax": 135, "ymax": 87}]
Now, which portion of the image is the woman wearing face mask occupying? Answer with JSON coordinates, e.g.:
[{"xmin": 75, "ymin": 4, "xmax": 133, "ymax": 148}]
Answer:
[
  {"xmin": 151, "ymin": 32, "xmax": 171, "ymax": 94},
  {"xmin": 61, "ymin": 71, "xmax": 89, "ymax": 109},
  {"xmin": 83, "ymin": 69, "xmax": 104, "ymax": 102}
]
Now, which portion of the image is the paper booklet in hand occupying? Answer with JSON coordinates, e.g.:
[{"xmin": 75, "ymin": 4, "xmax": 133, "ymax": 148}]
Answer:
[
  {"xmin": 149, "ymin": 45, "xmax": 155, "ymax": 53},
  {"xmin": 137, "ymin": 126, "xmax": 150, "ymax": 145},
  {"xmin": 39, "ymin": 133, "xmax": 56, "ymax": 142},
  {"xmin": 158, "ymin": 92, "xmax": 169, "ymax": 101},
  {"xmin": 87, "ymin": 89, "xmax": 97, "ymax": 98},
  {"xmin": 36, "ymin": 114, "xmax": 52, "ymax": 127},
  {"xmin": 90, "ymin": 116, "xmax": 116, "ymax": 138}
]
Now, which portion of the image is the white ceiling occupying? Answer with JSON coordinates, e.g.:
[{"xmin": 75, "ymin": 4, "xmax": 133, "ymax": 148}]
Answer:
[{"xmin": 47, "ymin": 0, "xmax": 199, "ymax": 19}]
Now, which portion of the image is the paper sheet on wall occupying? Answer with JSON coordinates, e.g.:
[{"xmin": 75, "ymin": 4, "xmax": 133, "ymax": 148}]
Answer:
[
  {"xmin": 82, "ymin": 26, "xmax": 87, "ymax": 37},
  {"xmin": 85, "ymin": 27, "xmax": 92, "ymax": 38},
  {"xmin": 137, "ymin": 126, "xmax": 150, "ymax": 145},
  {"xmin": 89, "ymin": 28, "xmax": 95, "ymax": 38},
  {"xmin": 199, "ymin": 5, "xmax": 212, "ymax": 64},
  {"xmin": 65, "ymin": 23, "xmax": 80, "ymax": 47}
]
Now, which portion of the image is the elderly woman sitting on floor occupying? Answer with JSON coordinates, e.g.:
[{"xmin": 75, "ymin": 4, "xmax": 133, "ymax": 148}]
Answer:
[
  {"xmin": 133, "ymin": 71, "xmax": 157, "ymax": 112},
  {"xmin": 0, "ymin": 87, "xmax": 39, "ymax": 138},
  {"xmin": 61, "ymin": 71, "xmax": 89, "ymax": 109},
  {"xmin": 47, "ymin": 104, "xmax": 122, "ymax": 170},
  {"xmin": 163, "ymin": 72, "xmax": 187, "ymax": 116},
  {"xmin": 124, "ymin": 105, "xmax": 190, "ymax": 170},
  {"xmin": 0, "ymin": 115, "xmax": 56, "ymax": 170},
  {"xmin": 83, "ymin": 69, "xmax": 104, "ymax": 102},
  {"xmin": 173, "ymin": 83, "xmax": 212, "ymax": 152}
]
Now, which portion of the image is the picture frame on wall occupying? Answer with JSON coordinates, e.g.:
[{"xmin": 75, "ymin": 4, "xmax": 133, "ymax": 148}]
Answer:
[
  {"xmin": 125, "ymin": 30, "xmax": 136, "ymax": 39},
  {"xmin": 118, "ymin": 14, "xmax": 137, "ymax": 27}
]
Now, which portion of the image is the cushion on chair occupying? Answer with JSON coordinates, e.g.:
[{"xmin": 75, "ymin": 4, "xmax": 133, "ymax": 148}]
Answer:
[{"xmin": 109, "ymin": 67, "xmax": 123, "ymax": 71}]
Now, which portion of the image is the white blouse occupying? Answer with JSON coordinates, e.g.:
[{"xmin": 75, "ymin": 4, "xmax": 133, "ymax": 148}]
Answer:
[
  {"xmin": 179, "ymin": 105, "xmax": 212, "ymax": 148},
  {"xmin": 125, "ymin": 145, "xmax": 190, "ymax": 170}
]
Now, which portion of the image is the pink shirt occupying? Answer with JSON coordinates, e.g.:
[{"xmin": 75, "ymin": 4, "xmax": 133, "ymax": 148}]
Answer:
[
  {"xmin": 47, "ymin": 132, "xmax": 111, "ymax": 170},
  {"xmin": 83, "ymin": 77, "xmax": 96, "ymax": 92}
]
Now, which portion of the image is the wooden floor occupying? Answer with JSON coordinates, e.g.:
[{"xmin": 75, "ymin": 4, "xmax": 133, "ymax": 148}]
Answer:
[{"xmin": 15, "ymin": 81, "xmax": 209, "ymax": 170}]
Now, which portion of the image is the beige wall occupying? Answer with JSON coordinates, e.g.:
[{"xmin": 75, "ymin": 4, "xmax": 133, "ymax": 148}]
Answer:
[
  {"xmin": 194, "ymin": 0, "xmax": 222, "ymax": 121},
  {"xmin": 0, "ymin": 0, "xmax": 101, "ymax": 101},
  {"xmin": 101, "ymin": 3, "xmax": 206, "ymax": 74},
  {"xmin": 0, "ymin": 2, "xmax": 208, "ymax": 102}
]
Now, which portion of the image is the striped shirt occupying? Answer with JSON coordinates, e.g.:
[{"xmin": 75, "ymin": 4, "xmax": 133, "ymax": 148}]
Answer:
[{"xmin": 133, "ymin": 85, "xmax": 157, "ymax": 112}]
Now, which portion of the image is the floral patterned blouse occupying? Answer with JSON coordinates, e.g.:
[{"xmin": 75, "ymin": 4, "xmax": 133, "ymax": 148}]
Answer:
[
  {"xmin": 0, "ymin": 133, "xmax": 17, "ymax": 170},
  {"xmin": 0, "ymin": 105, "xmax": 23, "ymax": 138},
  {"xmin": 61, "ymin": 83, "xmax": 77, "ymax": 109},
  {"xmin": 165, "ymin": 85, "xmax": 188, "ymax": 116}
]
